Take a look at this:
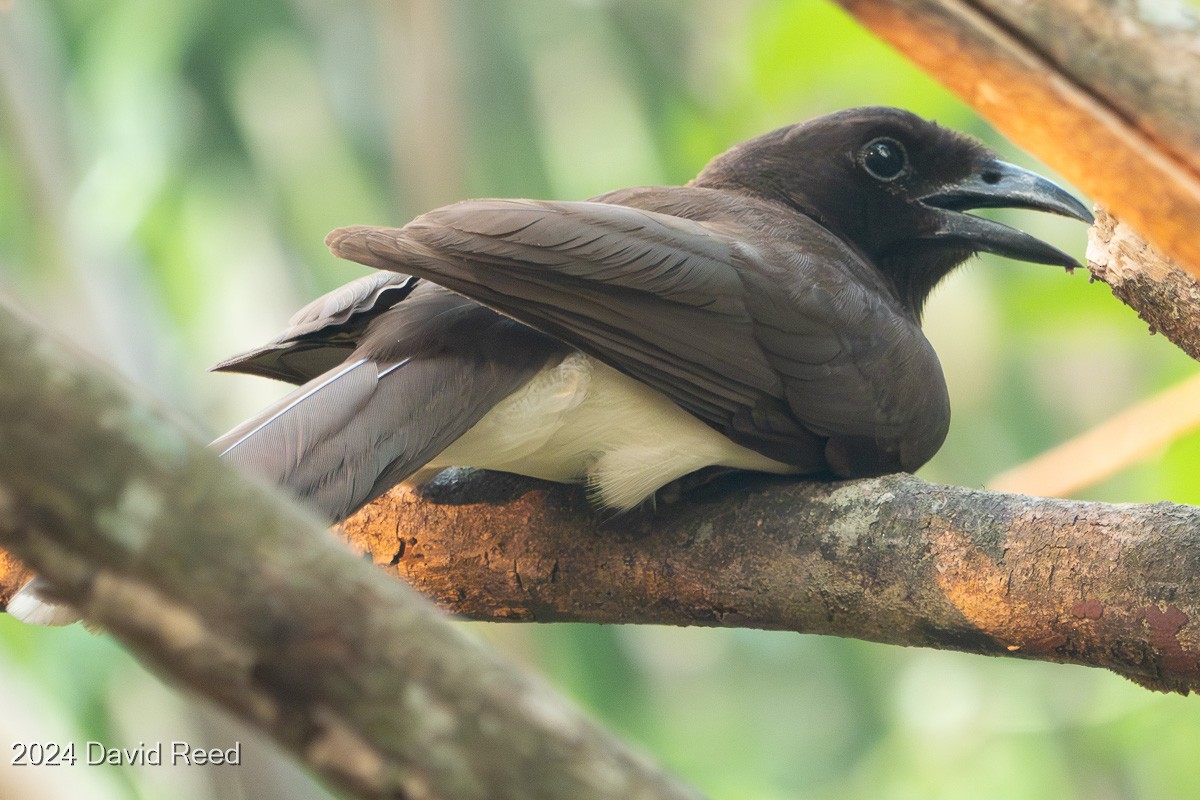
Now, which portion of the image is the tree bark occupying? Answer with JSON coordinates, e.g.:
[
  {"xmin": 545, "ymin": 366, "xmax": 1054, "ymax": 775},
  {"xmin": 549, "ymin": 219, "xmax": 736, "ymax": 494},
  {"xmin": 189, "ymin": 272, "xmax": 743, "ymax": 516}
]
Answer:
[
  {"xmin": 0, "ymin": 296, "xmax": 702, "ymax": 800},
  {"xmin": 339, "ymin": 469, "xmax": 1200, "ymax": 696},
  {"xmin": 1086, "ymin": 207, "xmax": 1200, "ymax": 361},
  {"xmin": 13, "ymin": 383, "xmax": 1200, "ymax": 697},
  {"xmin": 0, "ymin": 547, "xmax": 30, "ymax": 608}
]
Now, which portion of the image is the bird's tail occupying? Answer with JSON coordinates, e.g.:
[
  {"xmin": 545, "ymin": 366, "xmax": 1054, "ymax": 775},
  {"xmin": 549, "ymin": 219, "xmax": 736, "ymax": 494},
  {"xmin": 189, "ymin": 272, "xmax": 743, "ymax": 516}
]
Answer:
[{"xmin": 212, "ymin": 353, "xmax": 535, "ymax": 523}]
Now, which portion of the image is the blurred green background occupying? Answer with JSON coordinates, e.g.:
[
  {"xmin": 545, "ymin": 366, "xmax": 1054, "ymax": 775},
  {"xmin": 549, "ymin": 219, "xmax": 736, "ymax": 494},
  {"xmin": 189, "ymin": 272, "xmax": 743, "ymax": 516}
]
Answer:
[{"xmin": 1, "ymin": 1, "xmax": 1198, "ymax": 798}]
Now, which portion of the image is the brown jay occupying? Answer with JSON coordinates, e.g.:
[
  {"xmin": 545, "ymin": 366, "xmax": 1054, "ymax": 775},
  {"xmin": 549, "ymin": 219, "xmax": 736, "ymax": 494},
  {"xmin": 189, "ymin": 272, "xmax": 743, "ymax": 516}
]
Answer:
[{"xmin": 209, "ymin": 106, "xmax": 1091, "ymax": 519}]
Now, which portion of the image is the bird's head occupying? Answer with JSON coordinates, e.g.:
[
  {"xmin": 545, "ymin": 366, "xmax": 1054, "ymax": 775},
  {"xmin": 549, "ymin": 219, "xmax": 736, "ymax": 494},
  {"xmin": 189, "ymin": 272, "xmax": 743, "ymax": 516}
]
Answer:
[{"xmin": 694, "ymin": 106, "xmax": 1093, "ymax": 317}]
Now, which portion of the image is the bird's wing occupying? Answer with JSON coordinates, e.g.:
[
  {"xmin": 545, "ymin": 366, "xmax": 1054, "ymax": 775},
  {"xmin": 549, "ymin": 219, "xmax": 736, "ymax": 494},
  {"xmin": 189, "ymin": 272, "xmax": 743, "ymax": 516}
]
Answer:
[
  {"xmin": 327, "ymin": 199, "xmax": 948, "ymax": 475},
  {"xmin": 211, "ymin": 272, "xmax": 421, "ymax": 384},
  {"xmin": 212, "ymin": 285, "xmax": 568, "ymax": 521}
]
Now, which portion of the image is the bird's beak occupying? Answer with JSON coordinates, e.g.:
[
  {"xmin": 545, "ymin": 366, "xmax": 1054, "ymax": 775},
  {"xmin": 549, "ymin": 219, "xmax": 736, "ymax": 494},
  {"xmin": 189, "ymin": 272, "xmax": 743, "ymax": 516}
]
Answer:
[{"xmin": 918, "ymin": 160, "xmax": 1093, "ymax": 270}]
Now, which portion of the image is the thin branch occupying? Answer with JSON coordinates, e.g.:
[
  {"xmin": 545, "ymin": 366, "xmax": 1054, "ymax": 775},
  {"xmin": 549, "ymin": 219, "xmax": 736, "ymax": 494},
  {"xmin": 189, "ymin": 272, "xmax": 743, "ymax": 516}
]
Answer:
[
  {"xmin": 833, "ymin": 0, "xmax": 1200, "ymax": 279},
  {"xmin": 337, "ymin": 468, "xmax": 1200, "ymax": 696},
  {"xmin": 988, "ymin": 372, "xmax": 1200, "ymax": 497},
  {"xmin": 0, "ymin": 295, "xmax": 702, "ymax": 800}
]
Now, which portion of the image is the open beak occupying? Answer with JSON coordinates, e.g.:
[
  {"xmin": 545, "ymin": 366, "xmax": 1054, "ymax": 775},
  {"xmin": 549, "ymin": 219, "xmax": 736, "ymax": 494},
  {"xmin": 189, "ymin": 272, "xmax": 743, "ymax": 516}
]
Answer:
[{"xmin": 918, "ymin": 160, "xmax": 1093, "ymax": 270}]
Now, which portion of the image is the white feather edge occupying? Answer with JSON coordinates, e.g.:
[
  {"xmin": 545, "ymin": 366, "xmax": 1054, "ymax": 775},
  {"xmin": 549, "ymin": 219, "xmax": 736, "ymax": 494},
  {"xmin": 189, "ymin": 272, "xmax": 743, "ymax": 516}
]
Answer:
[
  {"xmin": 7, "ymin": 579, "xmax": 81, "ymax": 627},
  {"xmin": 217, "ymin": 357, "xmax": 412, "ymax": 457}
]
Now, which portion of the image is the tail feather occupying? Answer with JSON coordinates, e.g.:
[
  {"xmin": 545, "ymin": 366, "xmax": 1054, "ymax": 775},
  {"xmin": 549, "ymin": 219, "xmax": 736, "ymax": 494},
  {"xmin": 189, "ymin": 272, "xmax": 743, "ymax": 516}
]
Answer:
[
  {"xmin": 214, "ymin": 357, "xmax": 375, "ymax": 460},
  {"xmin": 6, "ymin": 578, "xmax": 81, "ymax": 627},
  {"xmin": 215, "ymin": 354, "xmax": 531, "ymax": 522}
]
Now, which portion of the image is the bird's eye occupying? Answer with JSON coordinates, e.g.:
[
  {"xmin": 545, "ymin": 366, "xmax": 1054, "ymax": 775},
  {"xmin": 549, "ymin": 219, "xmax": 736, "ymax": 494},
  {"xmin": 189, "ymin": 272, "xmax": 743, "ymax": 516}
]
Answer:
[{"xmin": 859, "ymin": 137, "xmax": 909, "ymax": 182}]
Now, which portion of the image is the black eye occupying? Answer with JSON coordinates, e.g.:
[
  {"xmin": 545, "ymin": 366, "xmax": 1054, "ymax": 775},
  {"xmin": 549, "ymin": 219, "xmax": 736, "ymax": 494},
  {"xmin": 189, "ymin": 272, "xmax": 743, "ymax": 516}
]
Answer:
[{"xmin": 860, "ymin": 137, "xmax": 909, "ymax": 182}]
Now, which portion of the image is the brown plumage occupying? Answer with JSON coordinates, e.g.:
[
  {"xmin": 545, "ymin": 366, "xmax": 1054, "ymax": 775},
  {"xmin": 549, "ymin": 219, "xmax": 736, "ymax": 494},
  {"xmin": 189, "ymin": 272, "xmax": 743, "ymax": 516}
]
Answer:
[{"xmin": 212, "ymin": 107, "xmax": 1091, "ymax": 521}]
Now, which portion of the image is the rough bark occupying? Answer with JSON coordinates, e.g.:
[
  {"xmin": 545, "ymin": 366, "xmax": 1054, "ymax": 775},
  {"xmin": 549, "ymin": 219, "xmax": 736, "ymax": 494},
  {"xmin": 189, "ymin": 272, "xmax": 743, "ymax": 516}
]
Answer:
[
  {"xmin": 337, "ymin": 469, "xmax": 1200, "ymax": 696},
  {"xmin": 833, "ymin": 0, "xmax": 1200, "ymax": 280},
  {"xmin": 0, "ymin": 10, "xmax": 1197, "ymax": 800},
  {"xmin": 4, "ymin": 289, "xmax": 1200, "ymax": 697},
  {"xmin": 0, "ymin": 296, "xmax": 702, "ymax": 800},
  {"xmin": 1086, "ymin": 207, "xmax": 1200, "ymax": 362}
]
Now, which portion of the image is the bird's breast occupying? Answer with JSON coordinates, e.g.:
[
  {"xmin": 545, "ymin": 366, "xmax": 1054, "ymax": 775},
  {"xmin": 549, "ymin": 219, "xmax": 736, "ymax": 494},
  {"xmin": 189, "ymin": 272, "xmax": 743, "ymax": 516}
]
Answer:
[{"xmin": 422, "ymin": 351, "xmax": 797, "ymax": 509}]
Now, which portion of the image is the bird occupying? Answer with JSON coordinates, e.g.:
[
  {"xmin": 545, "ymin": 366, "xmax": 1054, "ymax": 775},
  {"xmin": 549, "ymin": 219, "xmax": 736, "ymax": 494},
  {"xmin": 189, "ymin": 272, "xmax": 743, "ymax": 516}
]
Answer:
[
  {"xmin": 7, "ymin": 107, "xmax": 1091, "ymax": 624},
  {"xmin": 210, "ymin": 106, "xmax": 1092, "ymax": 518}
]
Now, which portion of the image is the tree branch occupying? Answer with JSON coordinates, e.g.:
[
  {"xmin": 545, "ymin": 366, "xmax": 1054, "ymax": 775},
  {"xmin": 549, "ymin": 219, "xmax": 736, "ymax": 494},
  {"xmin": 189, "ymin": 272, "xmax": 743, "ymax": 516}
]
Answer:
[
  {"xmin": 338, "ymin": 469, "xmax": 1200, "ymax": 696},
  {"xmin": 0, "ymin": 12, "xmax": 1196, "ymax": 794},
  {"xmin": 0, "ymin": 547, "xmax": 29, "ymax": 607},
  {"xmin": 11, "ymin": 426, "xmax": 1200, "ymax": 696},
  {"xmin": 0, "ymin": 296, "xmax": 702, "ymax": 800},
  {"xmin": 987, "ymin": 372, "xmax": 1200, "ymax": 497},
  {"xmin": 1086, "ymin": 207, "xmax": 1200, "ymax": 361}
]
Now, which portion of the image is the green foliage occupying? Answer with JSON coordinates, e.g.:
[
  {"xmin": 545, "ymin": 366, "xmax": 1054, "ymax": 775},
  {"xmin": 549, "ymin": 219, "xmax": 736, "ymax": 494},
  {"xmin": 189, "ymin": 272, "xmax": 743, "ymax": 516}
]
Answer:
[{"xmin": 0, "ymin": 1, "xmax": 1194, "ymax": 798}]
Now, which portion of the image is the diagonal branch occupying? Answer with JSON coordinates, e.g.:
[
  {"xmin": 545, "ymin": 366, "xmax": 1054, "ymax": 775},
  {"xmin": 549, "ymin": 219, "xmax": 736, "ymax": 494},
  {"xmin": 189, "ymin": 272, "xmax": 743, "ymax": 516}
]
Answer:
[
  {"xmin": 3, "ymin": 285, "xmax": 1200, "ymax": 698},
  {"xmin": 829, "ymin": 0, "xmax": 1200, "ymax": 501},
  {"xmin": 988, "ymin": 372, "xmax": 1200, "ymax": 497},
  {"xmin": 1086, "ymin": 206, "xmax": 1200, "ymax": 362},
  {"xmin": 0, "ymin": 295, "xmax": 702, "ymax": 800}
]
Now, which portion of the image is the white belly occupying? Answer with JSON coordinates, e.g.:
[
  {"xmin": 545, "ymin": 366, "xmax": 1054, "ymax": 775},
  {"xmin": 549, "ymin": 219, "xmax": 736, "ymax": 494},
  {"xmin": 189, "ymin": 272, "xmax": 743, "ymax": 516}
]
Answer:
[{"xmin": 423, "ymin": 352, "xmax": 798, "ymax": 509}]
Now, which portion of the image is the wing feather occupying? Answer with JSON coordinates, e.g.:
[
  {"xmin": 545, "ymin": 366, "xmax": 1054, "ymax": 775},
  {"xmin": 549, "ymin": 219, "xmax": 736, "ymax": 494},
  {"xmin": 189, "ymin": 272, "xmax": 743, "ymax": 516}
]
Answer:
[
  {"xmin": 327, "ymin": 196, "xmax": 949, "ymax": 474},
  {"xmin": 211, "ymin": 272, "xmax": 420, "ymax": 384}
]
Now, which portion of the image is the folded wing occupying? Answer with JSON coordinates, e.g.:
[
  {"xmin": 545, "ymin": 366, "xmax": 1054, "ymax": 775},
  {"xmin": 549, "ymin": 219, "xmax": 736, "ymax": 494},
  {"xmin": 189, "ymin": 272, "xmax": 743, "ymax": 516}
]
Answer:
[
  {"xmin": 327, "ymin": 197, "xmax": 950, "ymax": 475},
  {"xmin": 212, "ymin": 272, "xmax": 421, "ymax": 384}
]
